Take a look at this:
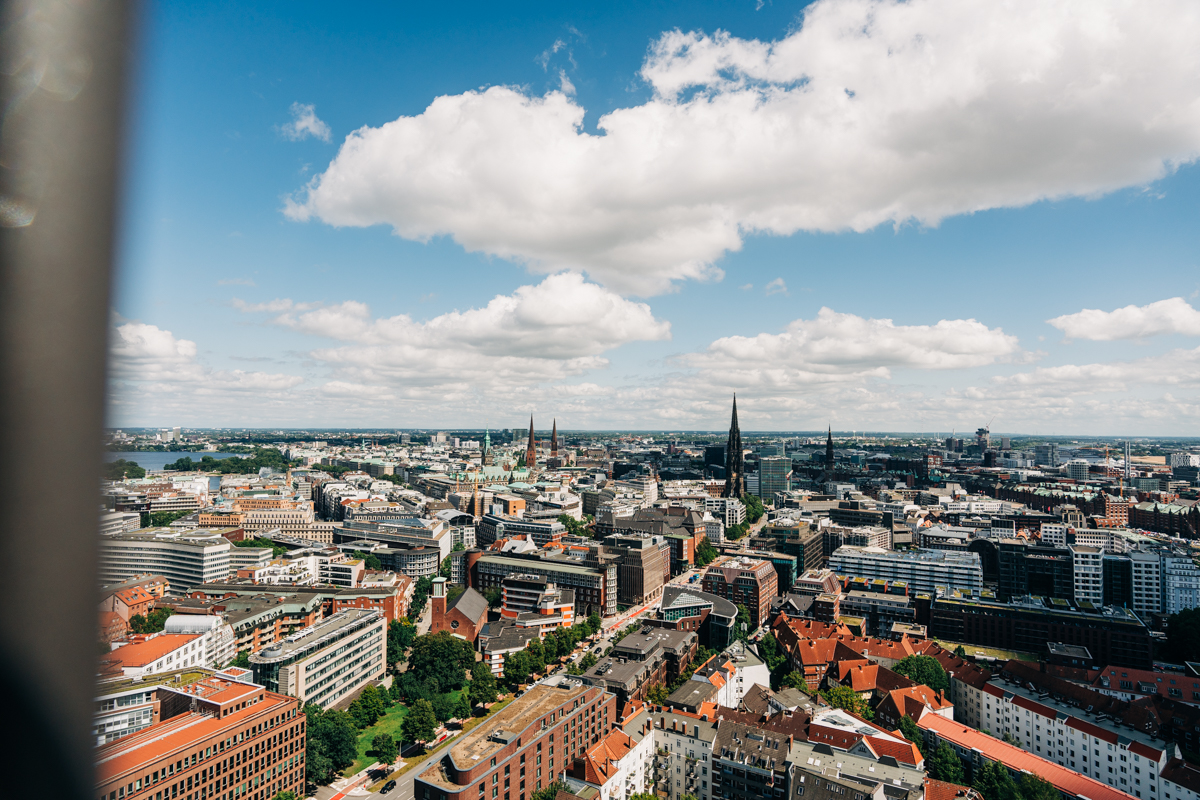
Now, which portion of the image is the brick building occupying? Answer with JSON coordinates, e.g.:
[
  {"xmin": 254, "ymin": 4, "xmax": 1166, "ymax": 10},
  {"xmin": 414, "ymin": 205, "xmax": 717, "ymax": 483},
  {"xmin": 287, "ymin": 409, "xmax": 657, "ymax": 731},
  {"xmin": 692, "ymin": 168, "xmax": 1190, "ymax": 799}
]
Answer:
[
  {"xmin": 94, "ymin": 672, "xmax": 305, "ymax": 800},
  {"xmin": 701, "ymin": 557, "xmax": 778, "ymax": 630},
  {"xmin": 415, "ymin": 679, "xmax": 616, "ymax": 800},
  {"xmin": 430, "ymin": 578, "xmax": 490, "ymax": 644}
]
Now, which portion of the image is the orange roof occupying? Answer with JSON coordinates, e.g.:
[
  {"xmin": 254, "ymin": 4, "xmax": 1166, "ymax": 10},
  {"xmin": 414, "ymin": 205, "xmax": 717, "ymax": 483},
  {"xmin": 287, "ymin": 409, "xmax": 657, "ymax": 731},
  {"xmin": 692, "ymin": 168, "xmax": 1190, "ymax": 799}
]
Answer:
[
  {"xmin": 919, "ymin": 712, "xmax": 1136, "ymax": 800},
  {"xmin": 866, "ymin": 735, "xmax": 923, "ymax": 767},
  {"xmin": 109, "ymin": 634, "xmax": 198, "ymax": 667},
  {"xmin": 579, "ymin": 729, "xmax": 637, "ymax": 785},
  {"xmin": 925, "ymin": 778, "xmax": 983, "ymax": 800},
  {"xmin": 95, "ymin": 690, "xmax": 293, "ymax": 782}
]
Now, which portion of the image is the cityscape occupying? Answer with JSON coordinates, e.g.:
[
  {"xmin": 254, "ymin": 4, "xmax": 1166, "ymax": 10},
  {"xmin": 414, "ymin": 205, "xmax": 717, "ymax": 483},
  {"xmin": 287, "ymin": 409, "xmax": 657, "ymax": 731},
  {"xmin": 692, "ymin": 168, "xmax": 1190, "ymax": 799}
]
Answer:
[
  {"xmin": 71, "ymin": 2, "xmax": 1200, "ymax": 800},
  {"xmin": 95, "ymin": 407, "xmax": 1200, "ymax": 800}
]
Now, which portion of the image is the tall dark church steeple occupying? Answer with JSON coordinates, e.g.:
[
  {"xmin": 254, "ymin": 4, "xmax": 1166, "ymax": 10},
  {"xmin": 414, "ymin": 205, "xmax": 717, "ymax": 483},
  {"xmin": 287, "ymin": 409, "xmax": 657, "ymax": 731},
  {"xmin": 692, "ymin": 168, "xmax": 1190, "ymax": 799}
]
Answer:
[
  {"xmin": 722, "ymin": 395, "xmax": 745, "ymax": 498},
  {"xmin": 826, "ymin": 426, "xmax": 835, "ymax": 470},
  {"xmin": 525, "ymin": 415, "xmax": 537, "ymax": 468}
]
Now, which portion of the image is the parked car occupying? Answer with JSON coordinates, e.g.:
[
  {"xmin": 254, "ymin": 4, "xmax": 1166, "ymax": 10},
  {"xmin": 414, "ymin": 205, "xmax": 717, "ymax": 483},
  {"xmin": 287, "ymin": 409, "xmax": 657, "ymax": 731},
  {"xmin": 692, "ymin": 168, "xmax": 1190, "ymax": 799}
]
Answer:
[{"xmin": 382, "ymin": 780, "xmax": 397, "ymax": 794}]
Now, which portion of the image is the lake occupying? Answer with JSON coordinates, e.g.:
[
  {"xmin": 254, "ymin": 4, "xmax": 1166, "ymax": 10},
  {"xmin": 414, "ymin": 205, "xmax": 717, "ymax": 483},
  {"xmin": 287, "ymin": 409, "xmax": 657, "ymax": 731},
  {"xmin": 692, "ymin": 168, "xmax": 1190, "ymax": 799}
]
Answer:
[{"xmin": 105, "ymin": 451, "xmax": 245, "ymax": 472}]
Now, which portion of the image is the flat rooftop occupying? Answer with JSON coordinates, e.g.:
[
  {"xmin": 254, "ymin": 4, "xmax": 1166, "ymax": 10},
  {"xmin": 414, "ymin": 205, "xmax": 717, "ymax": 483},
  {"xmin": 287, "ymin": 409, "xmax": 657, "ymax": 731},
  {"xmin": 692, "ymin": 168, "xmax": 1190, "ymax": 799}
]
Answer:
[
  {"xmin": 421, "ymin": 681, "xmax": 591, "ymax": 787},
  {"xmin": 250, "ymin": 608, "xmax": 380, "ymax": 664}
]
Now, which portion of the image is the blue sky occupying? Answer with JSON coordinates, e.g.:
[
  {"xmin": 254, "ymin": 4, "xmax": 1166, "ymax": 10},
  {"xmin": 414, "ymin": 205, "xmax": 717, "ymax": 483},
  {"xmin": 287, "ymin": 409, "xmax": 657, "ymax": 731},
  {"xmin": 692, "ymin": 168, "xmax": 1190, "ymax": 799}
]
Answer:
[{"xmin": 109, "ymin": 0, "xmax": 1200, "ymax": 434}]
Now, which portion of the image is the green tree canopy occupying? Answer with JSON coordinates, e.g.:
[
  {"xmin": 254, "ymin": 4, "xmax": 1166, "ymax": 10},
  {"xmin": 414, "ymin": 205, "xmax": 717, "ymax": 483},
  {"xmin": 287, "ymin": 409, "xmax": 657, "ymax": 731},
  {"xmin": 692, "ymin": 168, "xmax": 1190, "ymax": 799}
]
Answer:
[
  {"xmin": 129, "ymin": 607, "xmax": 175, "ymax": 634},
  {"xmin": 483, "ymin": 587, "xmax": 503, "ymax": 608},
  {"xmin": 352, "ymin": 551, "xmax": 383, "ymax": 570},
  {"xmin": 401, "ymin": 698, "xmax": 439, "ymax": 748},
  {"xmin": 372, "ymin": 733, "xmax": 398, "ymax": 765},
  {"xmin": 647, "ymin": 684, "xmax": 669, "ymax": 705},
  {"xmin": 898, "ymin": 716, "xmax": 925, "ymax": 756},
  {"xmin": 926, "ymin": 742, "xmax": 965, "ymax": 785},
  {"xmin": 304, "ymin": 705, "xmax": 358, "ymax": 786},
  {"xmin": 164, "ymin": 448, "xmax": 297, "ymax": 474},
  {"xmin": 892, "ymin": 655, "xmax": 949, "ymax": 693},
  {"xmin": 504, "ymin": 650, "xmax": 532, "ymax": 688},
  {"xmin": 387, "ymin": 619, "xmax": 417, "ymax": 668},
  {"xmin": 781, "ymin": 671, "xmax": 805, "ymax": 689},
  {"xmin": 469, "ymin": 662, "xmax": 499, "ymax": 707},
  {"xmin": 530, "ymin": 782, "xmax": 569, "ymax": 800},
  {"xmin": 736, "ymin": 604, "xmax": 752, "ymax": 639},
  {"xmin": 695, "ymin": 537, "xmax": 719, "ymax": 567},
  {"xmin": 820, "ymin": 685, "xmax": 873, "ymax": 720},
  {"xmin": 408, "ymin": 631, "xmax": 475, "ymax": 691},
  {"xmin": 972, "ymin": 759, "xmax": 1018, "ymax": 800},
  {"xmin": 557, "ymin": 514, "xmax": 590, "ymax": 538},
  {"xmin": 104, "ymin": 459, "xmax": 146, "ymax": 480},
  {"xmin": 230, "ymin": 649, "xmax": 250, "ymax": 669},
  {"xmin": 1017, "ymin": 773, "xmax": 1059, "ymax": 800},
  {"xmin": 741, "ymin": 493, "xmax": 765, "ymax": 523}
]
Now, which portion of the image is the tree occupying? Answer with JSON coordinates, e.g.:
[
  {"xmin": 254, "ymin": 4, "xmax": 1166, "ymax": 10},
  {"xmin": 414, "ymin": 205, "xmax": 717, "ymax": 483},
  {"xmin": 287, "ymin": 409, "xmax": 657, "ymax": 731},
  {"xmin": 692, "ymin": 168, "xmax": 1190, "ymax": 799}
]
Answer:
[
  {"xmin": 781, "ymin": 671, "xmax": 805, "ymax": 689},
  {"xmin": 452, "ymin": 541, "xmax": 465, "ymax": 552},
  {"xmin": 483, "ymin": 587, "xmax": 503, "ymax": 608},
  {"xmin": 372, "ymin": 733, "xmax": 398, "ymax": 765},
  {"xmin": 469, "ymin": 662, "xmax": 499, "ymax": 707},
  {"xmin": 972, "ymin": 759, "xmax": 1018, "ymax": 800},
  {"xmin": 353, "ymin": 551, "xmax": 383, "ymax": 571},
  {"xmin": 1018, "ymin": 773, "xmax": 1059, "ymax": 800},
  {"xmin": 579, "ymin": 653, "xmax": 598, "ymax": 672},
  {"xmin": 453, "ymin": 694, "xmax": 472, "ymax": 720},
  {"xmin": 305, "ymin": 705, "xmax": 358, "ymax": 785},
  {"xmin": 647, "ymin": 683, "xmax": 669, "ymax": 705},
  {"xmin": 409, "ymin": 631, "xmax": 475, "ymax": 691},
  {"xmin": 272, "ymin": 791, "xmax": 298, "ymax": 800},
  {"xmin": 432, "ymin": 693, "xmax": 456, "ymax": 722},
  {"xmin": 726, "ymin": 522, "xmax": 750, "ymax": 541},
  {"xmin": 587, "ymin": 611, "xmax": 602, "ymax": 634},
  {"xmin": 735, "ymin": 604, "xmax": 752, "ymax": 639},
  {"xmin": 530, "ymin": 782, "xmax": 569, "ymax": 800},
  {"xmin": 898, "ymin": 716, "xmax": 925, "ymax": 756},
  {"xmin": 892, "ymin": 655, "xmax": 949, "ymax": 693},
  {"xmin": 741, "ymin": 493, "xmax": 765, "ymax": 523},
  {"xmin": 926, "ymin": 742, "xmax": 965, "ymax": 785},
  {"xmin": 820, "ymin": 686, "xmax": 873, "ymax": 720},
  {"xmin": 129, "ymin": 607, "xmax": 175, "ymax": 634},
  {"xmin": 439, "ymin": 556, "xmax": 452, "ymax": 579},
  {"xmin": 144, "ymin": 510, "xmax": 193, "ymax": 528},
  {"xmin": 401, "ymin": 699, "xmax": 438, "ymax": 749},
  {"xmin": 558, "ymin": 514, "xmax": 589, "ymax": 538},
  {"xmin": 387, "ymin": 619, "xmax": 416, "ymax": 668},
  {"xmin": 526, "ymin": 639, "xmax": 546, "ymax": 674},
  {"xmin": 695, "ymin": 537, "xmax": 719, "ymax": 567},
  {"xmin": 954, "ymin": 645, "xmax": 967, "ymax": 658},
  {"xmin": 103, "ymin": 459, "xmax": 146, "ymax": 480},
  {"xmin": 504, "ymin": 651, "xmax": 532, "ymax": 688},
  {"xmin": 231, "ymin": 649, "xmax": 250, "ymax": 669}
]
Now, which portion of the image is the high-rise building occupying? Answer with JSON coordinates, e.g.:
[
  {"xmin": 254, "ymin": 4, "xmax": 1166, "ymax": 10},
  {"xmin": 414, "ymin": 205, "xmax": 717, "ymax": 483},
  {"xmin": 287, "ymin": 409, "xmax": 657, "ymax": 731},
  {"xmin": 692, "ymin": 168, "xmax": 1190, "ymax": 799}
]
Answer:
[
  {"xmin": 1034, "ymin": 443, "xmax": 1060, "ymax": 466},
  {"xmin": 828, "ymin": 546, "xmax": 983, "ymax": 596},
  {"xmin": 722, "ymin": 395, "xmax": 745, "ymax": 498},
  {"xmin": 759, "ymin": 455, "xmax": 790, "ymax": 498}
]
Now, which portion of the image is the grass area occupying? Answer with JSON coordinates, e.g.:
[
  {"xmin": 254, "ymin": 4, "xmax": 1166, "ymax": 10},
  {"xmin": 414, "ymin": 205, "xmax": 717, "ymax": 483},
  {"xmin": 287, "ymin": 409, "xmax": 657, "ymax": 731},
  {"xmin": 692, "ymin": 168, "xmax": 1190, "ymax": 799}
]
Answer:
[
  {"xmin": 366, "ymin": 695, "xmax": 517, "ymax": 793},
  {"xmin": 344, "ymin": 689, "xmax": 469, "ymax": 778},
  {"xmin": 933, "ymin": 639, "xmax": 1038, "ymax": 662}
]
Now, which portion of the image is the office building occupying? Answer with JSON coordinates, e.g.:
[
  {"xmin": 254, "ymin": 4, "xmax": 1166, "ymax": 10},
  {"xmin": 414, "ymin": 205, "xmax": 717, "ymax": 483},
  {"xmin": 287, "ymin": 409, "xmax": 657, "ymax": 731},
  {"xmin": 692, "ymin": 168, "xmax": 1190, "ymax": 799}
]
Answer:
[
  {"xmin": 250, "ymin": 609, "xmax": 385, "ymax": 709},
  {"xmin": 473, "ymin": 553, "xmax": 617, "ymax": 617},
  {"xmin": 930, "ymin": 592, "xmax": 1153, "ymax": 668},
  {"xmin": 98, "ymin": 528, "xmax": 244, "ymax": 590},
  {"xmin": 1071, "ymin": 544, "xmax": 1104, "ymax": 605},
  {"xmin": 580, "ymin": 628, "xmax": 696, "ymax": 703},
  {"xmin": 702, "ymin": 557, "xmax": 778, "ymax": 630},
  {"xmin": 705, "ymin": 497, "xmax": 746, "ymax": 528},
  {"xmin": 759, "ymin": 456, "xmax": 791, "ymax": 498},
  {"xmin": 997, "ymin": 539, "xmax": 1074, "ymax": 601},
  {"xmin": 94, "ymin": 672, "xmax": 305, "ymax": 800},
  {"xmin": 828, "ymin": 546, "xmax": 983, "ymax": 596},
  {"xmin": 1162, "ymin": 549, "xmax": 1200, "ymax": 616},
  {"xmin": 652, "ymin": 586, "xmax": 738, "ymax": 651}
]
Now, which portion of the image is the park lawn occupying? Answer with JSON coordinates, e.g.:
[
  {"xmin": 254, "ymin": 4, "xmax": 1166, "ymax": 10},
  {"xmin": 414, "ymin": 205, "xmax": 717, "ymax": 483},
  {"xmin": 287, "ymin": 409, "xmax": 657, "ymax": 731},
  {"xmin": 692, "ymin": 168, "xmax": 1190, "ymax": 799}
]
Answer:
[{"xmin": 343, "ymin": 689, "xmax": 465, "ymax": 777}]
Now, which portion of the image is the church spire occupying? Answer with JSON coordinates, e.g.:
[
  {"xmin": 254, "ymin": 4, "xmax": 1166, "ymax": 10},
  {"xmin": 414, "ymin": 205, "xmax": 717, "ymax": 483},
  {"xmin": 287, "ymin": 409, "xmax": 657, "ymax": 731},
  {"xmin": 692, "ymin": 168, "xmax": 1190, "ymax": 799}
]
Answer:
[
  {"xmin": 722, "ymin": 394, "xmax": 745, "ymax": 498},
  {"xmin": 826, "ymin": 425, "xmax": 835, "ymax": 471},
  {"xmin": 525, "ymin": 415, "xmax": 537, "ymax": 468},
  {"xmin": 551, "ymin": 419, "xmax": 558, "ymax": 458}
]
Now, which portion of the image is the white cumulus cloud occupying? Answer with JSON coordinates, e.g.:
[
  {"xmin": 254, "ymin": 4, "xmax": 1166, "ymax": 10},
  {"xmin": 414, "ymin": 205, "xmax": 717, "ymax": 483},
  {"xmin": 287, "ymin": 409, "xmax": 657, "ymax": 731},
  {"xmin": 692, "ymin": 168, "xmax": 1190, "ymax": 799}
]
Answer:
[
  {"xmin": 686, "ymin": 308, "xmax": 1020, "ymax": 387},
  {"xmin": 1047, "ymin": 297, "xmax": 1200, "ymax": 340},
  {"xmin": 285, "ymin": 0, "xmax": 1200, "ymax": 295},
  {"xmin": 237, "ymin": 273, "xmax": 670, "ymax": 394},
  {"xmin": 279, "ymin": 102, "xmax": 332, "ymax": 143}
]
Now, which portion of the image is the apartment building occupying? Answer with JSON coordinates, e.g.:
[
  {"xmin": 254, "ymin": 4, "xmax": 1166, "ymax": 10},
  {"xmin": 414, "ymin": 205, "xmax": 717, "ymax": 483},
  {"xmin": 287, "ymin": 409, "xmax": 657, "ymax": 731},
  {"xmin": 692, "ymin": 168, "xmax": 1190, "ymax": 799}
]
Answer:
[
  {"xmin": 93, "ymin": 673, "xmax": 305, "ymax": 800},
  {"xmin": 702, "ymin": 557, "xmax": 778, "ymax": 630},
  {"xmin": 474, "ymin": 553, "xmax": 617, "ymax": 617},
  {"xmin": 249, "ymin": 609, "xmax": 385, "ymax": 709}
]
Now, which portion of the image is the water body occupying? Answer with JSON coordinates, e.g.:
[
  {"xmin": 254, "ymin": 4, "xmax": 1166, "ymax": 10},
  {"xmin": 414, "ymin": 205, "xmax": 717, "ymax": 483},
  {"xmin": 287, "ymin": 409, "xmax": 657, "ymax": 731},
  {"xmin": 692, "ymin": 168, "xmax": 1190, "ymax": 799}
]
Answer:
[{"xmin": 105, "ymin": 451, "xmax": 244, "ymax": 472}]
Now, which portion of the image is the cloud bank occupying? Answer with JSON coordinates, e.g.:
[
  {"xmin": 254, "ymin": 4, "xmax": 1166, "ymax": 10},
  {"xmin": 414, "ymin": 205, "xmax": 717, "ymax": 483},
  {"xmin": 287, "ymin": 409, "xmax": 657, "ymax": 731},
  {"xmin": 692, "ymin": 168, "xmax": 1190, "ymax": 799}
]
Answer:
[
  {"xmin": 1048, "ymin": 297, "xmax": 1200, "ymax": 340},
  {"xmin": 286, "ymin": 0, "xmax": 1200, "ymax": 294}
]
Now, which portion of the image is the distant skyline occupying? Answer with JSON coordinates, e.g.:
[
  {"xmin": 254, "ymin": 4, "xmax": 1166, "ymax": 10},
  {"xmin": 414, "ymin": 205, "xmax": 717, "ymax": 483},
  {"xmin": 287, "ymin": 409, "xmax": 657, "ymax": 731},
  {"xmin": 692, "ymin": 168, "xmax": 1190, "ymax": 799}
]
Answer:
[{"xmin": 110, "ymin": 0, "xmax": 1200, "ymax": 434}]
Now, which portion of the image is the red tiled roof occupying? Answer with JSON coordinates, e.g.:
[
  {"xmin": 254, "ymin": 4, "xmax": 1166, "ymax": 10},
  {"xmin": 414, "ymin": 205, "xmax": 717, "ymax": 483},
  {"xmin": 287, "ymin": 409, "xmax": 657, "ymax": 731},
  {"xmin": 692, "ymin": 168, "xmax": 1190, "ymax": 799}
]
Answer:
[
  {"xmin": 919, "ymin": 712, "xmax": 1136, "ymax": 800},
  {"xmin": 924, "ymin": 778, "xmax": 983, "ymax": 800},
  {"xmin": 867, "ymin": 735, "xmax": 923, "ymax": 767},
  {"xmin": 108, "ymin": 634, "xmax": 198, "ymax": 667}
]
